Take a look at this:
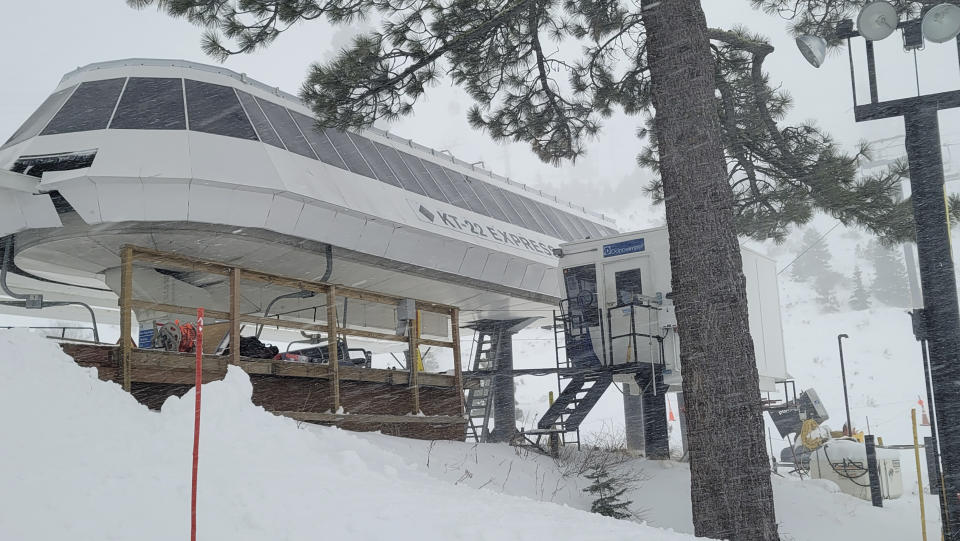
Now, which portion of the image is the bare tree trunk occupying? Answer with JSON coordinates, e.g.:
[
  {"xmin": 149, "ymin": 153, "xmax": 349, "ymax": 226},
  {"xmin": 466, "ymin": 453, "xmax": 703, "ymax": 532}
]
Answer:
[{"xmin": 641, "ymin": 1, "xmax": 779, "ymax": 539}]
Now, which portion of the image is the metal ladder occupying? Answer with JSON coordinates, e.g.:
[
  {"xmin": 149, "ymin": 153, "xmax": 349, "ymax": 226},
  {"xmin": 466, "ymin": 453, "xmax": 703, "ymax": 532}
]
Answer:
[
  {"xmin": 551, "ymin": 310, "xmax": 580, "ymax": 447},
  {"xmin": 464, "ymin": 326, "xmax": 505, "ymax": 442}
]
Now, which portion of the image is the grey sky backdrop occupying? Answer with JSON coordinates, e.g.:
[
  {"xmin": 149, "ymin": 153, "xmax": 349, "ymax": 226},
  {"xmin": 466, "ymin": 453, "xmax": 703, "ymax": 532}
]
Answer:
[{"xmin": 3, "ymin": 0, "xmax": 960, "ymax": 232}]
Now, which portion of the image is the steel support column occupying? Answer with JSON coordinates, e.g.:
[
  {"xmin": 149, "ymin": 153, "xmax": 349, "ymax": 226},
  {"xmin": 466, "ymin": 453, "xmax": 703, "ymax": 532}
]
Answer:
[
  {"xmin": 904, "ymin": 104, "xmax": 960, "ymax": 536},
  {"xmin": 623, "ymin": 389, "xmax": 645, "ymax": 452},
  {"xmin": 489, "ymin": 325, "xmax": 517, "ymax": 443},
  {"xmin": 642, "ymin": 384, "xmax": 670, "ymax": 460}
]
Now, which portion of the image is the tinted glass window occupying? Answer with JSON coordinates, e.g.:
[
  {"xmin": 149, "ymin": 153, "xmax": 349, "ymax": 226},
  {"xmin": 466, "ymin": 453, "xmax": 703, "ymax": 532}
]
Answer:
[
  {"xmin": 289, "ymin": 111, "xmax": 346, "ymax": 169},
  {"xmin": 525, "ymin": 199, "xmax": 562, "ymax": 238},
  {"xmin": 349, "ymin": 134, "xmax": 402, "ymax": 188},
  {"xmin": 489, "ymin": 186, "xmax": 526, "ymax": 228},
  {"xmin": 537, "ymin": 201, "xmax": 565, "ymax": 239},
  {"xmin": 446, "ymin": 169, "xmax": 489, "ymax": 215},
  {"xmin": 562, "ymin": 264, "xmax": 599, "ymax": 328},
  {"xmin": 235, "ymin": 90, "xmax": 284, "ymax": 148},
  {"xmin": 184, "ymin": 80, "xmax": 256, "ymax": 140},
  {"xmin": 42, "ymin": 78, "xmax": 125, "ymax": 135},
  {"xmin": 255, "ymin": 98, "xmax": 315, "ymax": 158},
  {"xmin": 422, "ymin": 161, "xmax": 467, "ymax": 208},
  {"xmin": 470, "ymin": 181, "xmax": 509, "ymax": 223},
  {"xmin": 110, "ymin": 77, "xmax": 185, "ymax": 130},
  {"xmin": 324, "ymin": 129, "xmax": 376, "ymax": 178},
  {"xmin": 12, "ymin": 150, "xmax": 98, "ymax": 178},
  {"xmin": 399, "ymin": 152, "xmax": 447, "ymax": 202},
  {"xmin": 580, "ymin": 218, "xmax": 604, "ymax": 239},
  {"xmin": 514, "ymin": 195, "xmax": 551, "ymax": 235},
  {"xmin": 4, "ymin": 86, "xmax": 76, "ymax": 147},
  {"xmin": 552, "ymin": 207, "xmax": 585, "ymax": 240},
  {"xmin": 507, "ymin": 191, "xmax": 545, "ymax": 233},
  {"xmin": 376, "ymin": 143, "xmax": 426, "ymax": 195},
  {"xmin": 564, "ymin": 211, "xmax": 592, "ymax": 239},
  {"xmin": 614, "ymin": 268, "xmax": 643, "ymax": 304},
  {"xmin": 537, "ymin": 203, "xmax": 574, "ymax": 241}
]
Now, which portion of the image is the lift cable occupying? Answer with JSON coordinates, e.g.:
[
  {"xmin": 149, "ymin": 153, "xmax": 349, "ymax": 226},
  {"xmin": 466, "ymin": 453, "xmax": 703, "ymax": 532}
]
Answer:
[{"xmin": 776, "ymin": 221, "xmax": 842, "ymax": 276}]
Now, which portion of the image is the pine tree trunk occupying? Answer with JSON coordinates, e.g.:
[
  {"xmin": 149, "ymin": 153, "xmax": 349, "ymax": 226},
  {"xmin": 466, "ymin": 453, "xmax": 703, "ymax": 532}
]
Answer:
[{"xmin": 641, "ymin": 1, "xmax": 779, "ymax": 539}]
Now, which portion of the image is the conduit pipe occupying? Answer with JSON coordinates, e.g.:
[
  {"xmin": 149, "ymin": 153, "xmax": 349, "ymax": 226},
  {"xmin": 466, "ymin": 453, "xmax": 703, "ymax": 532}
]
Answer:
[
  {"xmin": 255, "ymin": 244, "xmax": 333, "ymax": 340},
  {"xmin": 2, "ymin": 237, "xmax": 100, "ymax": 343}
]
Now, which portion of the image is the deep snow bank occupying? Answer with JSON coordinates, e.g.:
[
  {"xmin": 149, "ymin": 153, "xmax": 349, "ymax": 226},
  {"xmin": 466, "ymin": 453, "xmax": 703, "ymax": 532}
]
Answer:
[{"xmin": 0, "ymin": 330, "xmax": 692, "ymax": 541}]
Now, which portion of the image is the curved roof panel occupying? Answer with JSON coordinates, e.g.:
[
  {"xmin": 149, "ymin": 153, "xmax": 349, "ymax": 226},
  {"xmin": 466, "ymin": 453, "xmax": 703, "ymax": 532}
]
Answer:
[{"xmin": 2, "ymin": 58, "xmax": 617, "ymax": 242}]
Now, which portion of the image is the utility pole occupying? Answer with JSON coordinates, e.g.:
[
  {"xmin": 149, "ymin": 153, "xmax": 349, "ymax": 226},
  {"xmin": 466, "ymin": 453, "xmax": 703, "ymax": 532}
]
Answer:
[{"xmin": 837, "ymin": 334, "xmax": 853, "ymax": 435}]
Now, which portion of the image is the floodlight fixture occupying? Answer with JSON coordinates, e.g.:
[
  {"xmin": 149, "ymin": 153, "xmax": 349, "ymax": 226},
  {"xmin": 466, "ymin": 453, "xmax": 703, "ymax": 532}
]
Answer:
[
  {"xmin": 796, "ymin": 35, "xmax": 827, "ymax": 68},
  {"xmin": 857, "ymin": 1, "xmax": 899, "ymax": 41},
  {"xmin": 922, "ymin": 3, "xmax": 960, "ymax": 44}
]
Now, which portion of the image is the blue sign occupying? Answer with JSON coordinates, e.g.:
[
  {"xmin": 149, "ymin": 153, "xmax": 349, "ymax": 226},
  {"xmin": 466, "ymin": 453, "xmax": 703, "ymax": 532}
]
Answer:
[
  {"xmin": 602, "ymin": 238, "xmax": 645, "ymax": 258},
  {"xmin": 138, "ymin": 328, "xmax": 155, "ymax": 348}
]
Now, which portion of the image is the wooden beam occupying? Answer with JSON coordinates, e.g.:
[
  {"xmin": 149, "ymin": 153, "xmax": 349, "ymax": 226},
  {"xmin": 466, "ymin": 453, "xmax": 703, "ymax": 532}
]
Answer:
[
  {"xmin": 129, "ymin": 248, "xmax": 231, "ymax": 276},
  {"xmin": 119, "ymin": 246, "xmax": 134, "ymax": 392},
  {"xmin": 233, "ymin": 269, "xmax": 329, "ymax": 296},
  {"xmin": 118, "ymin": 348, "xmax": 457, "ymax": 386},
  {"xmin": 328, "ymin": 285, "xmax": 340, "ymax": 413},
  {"xmin": 129, "ymin": 300, "xmax": 231, "ymax": 321},
  {"xmin": 230, "ymin": 268, "xmax": 241, "ymax": 365},
  {"xmin": 451, "ymin": 308, "xmax": 464, "ymax": 415},
  {"xmin": 125, "ymin": 245, "xmax": 457, "ymax": 316},
  {"xmin": 275, "ymin": 411, "xmax": 466, "ymax": 425},
  {"xmin": 126, "ymin": 349, "xmax": 228, "ymax": 384},
  {"xmin": 418, "ymin": 337, "xmax": 455, "ymax": 348},
  {"xmin": 409, "ymin": 313, "xmax": 420, "ymax": 414},
  {"xmin": 130, "ymin": 349, "xmax": 229, "ymax": 370},
  {"xmin": 128, "ymin": 300, "xmax": 446, "ymax": 347},
  {"xmin": 414, "ymin": 300, "xmax": 456, "ymax": 316}
]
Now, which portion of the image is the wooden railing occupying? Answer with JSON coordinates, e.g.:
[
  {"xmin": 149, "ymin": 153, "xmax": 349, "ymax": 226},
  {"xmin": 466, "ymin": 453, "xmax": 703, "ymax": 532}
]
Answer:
[{"xmin": 118, "ymin": 245, "xmax": 464, "ymax": 417}]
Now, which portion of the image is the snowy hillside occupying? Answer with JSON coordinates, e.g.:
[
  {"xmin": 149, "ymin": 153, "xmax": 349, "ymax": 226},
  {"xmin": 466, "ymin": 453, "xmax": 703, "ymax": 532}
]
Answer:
[
  {"xmin": 0, "ymin": 329, "xmax": 691, "ymax": 541},
  {"xmin": 0, "ymin": 328, "xmax": 942, "ymax": 540}
]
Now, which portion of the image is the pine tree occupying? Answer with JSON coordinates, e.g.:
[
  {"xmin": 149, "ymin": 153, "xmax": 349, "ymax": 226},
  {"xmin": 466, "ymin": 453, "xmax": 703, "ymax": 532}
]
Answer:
[
  {"xmin": 867, "ymin": 241, "xmax": 911, "ymax": 308},
  {"xmin": 815, "ymin": 274, "xmax": 840, "ymax": 313},
  {"xmin": 583, "ymin": 464, "xmax": 633, "ymax": 520},
  {"xmin": 849, "ymin": 266, "xmax": 871, "ymax": 311},
  {"xmin": 791, "ymin": 229, "xmax": 830, "ymax": 283},
  {"xmin": 791, "ymin": 228, "xmax": 842, "ymax": 312}
]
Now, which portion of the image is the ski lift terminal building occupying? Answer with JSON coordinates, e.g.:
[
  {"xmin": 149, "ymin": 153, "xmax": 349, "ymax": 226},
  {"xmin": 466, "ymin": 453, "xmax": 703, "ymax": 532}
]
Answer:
[{"xmin": 0, "ymin": 59, "xmax": 788, "ymax": 452}]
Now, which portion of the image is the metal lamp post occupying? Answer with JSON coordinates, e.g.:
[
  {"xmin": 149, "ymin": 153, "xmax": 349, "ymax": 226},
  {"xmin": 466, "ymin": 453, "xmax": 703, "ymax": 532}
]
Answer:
[
  {"xmin": 837, "ymin": 334, "xmax": 853, "ymax": 436},
  {"xmin": 796, "ymin": 3, "xmax": 960, "ymax": 537}
]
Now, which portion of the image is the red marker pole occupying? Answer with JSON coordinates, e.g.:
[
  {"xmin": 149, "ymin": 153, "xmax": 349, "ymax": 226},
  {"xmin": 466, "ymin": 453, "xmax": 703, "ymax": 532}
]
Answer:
[{"xmin": 191, "ymin": 308, "xmax": 204, "ymax": 541}]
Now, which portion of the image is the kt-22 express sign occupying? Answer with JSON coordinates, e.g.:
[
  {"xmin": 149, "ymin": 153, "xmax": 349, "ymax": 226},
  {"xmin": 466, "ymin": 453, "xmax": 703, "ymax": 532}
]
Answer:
[{"xmin": 411, "ymin": 201, "xmax": 557, "ymax": 257}]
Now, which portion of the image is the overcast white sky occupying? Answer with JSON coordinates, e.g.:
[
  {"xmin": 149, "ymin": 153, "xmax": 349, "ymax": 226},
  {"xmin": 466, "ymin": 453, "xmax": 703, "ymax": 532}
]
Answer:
[{"xmin": 3, "ymin": 0, "xmax": 960, "ymax": 231}]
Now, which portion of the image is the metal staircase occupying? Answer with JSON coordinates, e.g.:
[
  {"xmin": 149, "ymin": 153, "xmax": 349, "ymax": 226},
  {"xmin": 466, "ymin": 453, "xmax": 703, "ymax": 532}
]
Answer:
[
  {"xmin": 464, "ymin": 326, "xmax": 506, "ymax": 442},
  {"xmin": 536, "ymin": 370, "xmax": 613, "ymax": 437}
]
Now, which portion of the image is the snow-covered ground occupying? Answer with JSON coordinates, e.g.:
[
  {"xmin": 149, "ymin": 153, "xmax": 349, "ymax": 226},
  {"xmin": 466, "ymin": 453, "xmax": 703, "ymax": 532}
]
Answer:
[
  {"xmin": 0, "ymin": 323, "xmax": 941, "ymax": 540},
  {"xmin": 0, "ymin": 329, "xmax": 691, "ymax": 541}
]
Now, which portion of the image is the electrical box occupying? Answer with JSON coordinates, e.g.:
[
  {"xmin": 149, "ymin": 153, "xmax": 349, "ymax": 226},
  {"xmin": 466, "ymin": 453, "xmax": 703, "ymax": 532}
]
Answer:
[{"xmin": 397, "ymin": 298, "xmax": 417, "ymax": 322}]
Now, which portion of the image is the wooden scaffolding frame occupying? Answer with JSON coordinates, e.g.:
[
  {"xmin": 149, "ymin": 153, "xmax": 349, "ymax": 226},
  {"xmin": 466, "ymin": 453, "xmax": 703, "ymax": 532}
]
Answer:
[{"xmin": 117, "ymin": 244, "xmax": 465, "ymax": 424}]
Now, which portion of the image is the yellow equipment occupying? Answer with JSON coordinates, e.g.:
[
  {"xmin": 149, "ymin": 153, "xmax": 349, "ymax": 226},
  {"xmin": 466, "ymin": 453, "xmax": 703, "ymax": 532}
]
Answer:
[{"xmin": 800, "ymin": 419, "xmax": 826, "ymax": 450}]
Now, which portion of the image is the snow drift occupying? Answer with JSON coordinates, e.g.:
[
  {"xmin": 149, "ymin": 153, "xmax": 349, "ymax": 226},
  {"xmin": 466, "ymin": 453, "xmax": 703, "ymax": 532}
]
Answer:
[{"xmin": 0, "ymin": 329, "xmax": 692, "ymax": 540}]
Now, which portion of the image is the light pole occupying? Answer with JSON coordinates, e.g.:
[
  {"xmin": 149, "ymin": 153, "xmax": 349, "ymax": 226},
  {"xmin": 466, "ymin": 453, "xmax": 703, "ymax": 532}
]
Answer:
[
  {"xmin": 837, "ymin": 334, "xmax": 854, "ymax": 436},
  {"xmin": 797, "ymin": 3, "xmax": 960, "ymax": 538}
]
